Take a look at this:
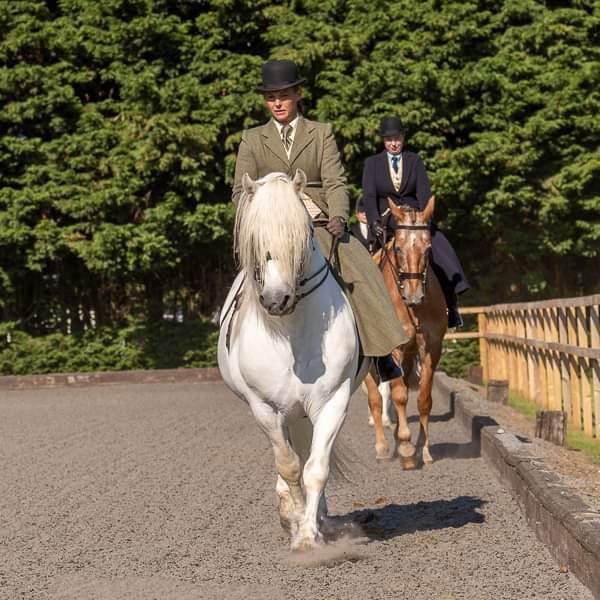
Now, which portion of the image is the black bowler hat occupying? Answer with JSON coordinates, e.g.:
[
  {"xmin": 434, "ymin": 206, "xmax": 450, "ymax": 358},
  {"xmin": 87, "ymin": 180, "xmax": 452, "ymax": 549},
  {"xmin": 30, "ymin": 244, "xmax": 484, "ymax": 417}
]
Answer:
[
  {"xmin": 356, "ymin": 198, "xmax": 365, "ymax": 213},
  {"xmin": 256, "ymin": 59, "xmax": 306, "ymax": 92},
  {"xmin": 379, "ymin": 116, "xmax": 407, "ymax": 137}
]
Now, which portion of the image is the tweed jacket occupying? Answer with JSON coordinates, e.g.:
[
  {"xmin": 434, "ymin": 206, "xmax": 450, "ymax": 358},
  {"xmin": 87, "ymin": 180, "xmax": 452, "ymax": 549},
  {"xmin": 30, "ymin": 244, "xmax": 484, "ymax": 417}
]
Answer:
[
  {"xmin": 232, "ymin": 118, "xmax": 350, "ymax": 221},
  {"xmin": 362, "ymin": 150, "xmax": 432, "ymax": 227}
]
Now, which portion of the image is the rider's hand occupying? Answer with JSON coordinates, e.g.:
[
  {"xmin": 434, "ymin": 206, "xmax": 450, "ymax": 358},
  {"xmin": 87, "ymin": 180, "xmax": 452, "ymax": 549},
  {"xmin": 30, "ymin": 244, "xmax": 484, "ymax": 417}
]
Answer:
[
  {"xmin": 372, "ymin": 221, "xmax": 385, "ymax": 240},
  {"xmin": 326, "ymin": 216, "xmax": 346, "ymax": 238}
]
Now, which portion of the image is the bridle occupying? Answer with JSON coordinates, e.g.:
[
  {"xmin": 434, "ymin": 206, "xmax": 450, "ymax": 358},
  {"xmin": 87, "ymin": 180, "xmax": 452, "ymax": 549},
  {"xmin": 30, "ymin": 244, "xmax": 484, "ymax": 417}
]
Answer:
[
  {"xmin": 380, "ymin": 223, "xmax": 431, "ymax": 296},
  {"xmin": 252, "ymin": 221, "xmax": 336, "ymax": 309}
]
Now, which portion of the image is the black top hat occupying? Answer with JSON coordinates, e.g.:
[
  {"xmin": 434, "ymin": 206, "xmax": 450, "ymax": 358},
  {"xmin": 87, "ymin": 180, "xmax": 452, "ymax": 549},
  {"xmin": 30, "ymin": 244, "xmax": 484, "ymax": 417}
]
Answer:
[
  {"xmin": 379, "ymin": 116, "xmax": 407, "ymax": 137},
  {"xmin": 256, "ymin": 60, "xmax": 306, "ymax": 92}
]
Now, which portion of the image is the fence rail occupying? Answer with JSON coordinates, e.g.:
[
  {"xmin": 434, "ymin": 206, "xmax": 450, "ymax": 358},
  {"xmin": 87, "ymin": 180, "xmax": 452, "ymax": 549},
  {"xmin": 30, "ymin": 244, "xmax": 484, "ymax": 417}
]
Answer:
[{"xmin": 446, "ymin": 294, "xmax": 600, "ymax": 439}]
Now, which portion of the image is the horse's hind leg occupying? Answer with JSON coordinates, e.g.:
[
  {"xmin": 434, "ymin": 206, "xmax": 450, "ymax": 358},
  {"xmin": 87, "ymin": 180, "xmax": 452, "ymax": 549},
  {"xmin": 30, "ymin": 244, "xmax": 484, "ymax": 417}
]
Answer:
[
  {"xmin": 391, "ymin": 372, "xmax": 417, "ymax": 470},
  {"xmin": 365, "ymin": 373, "xmax": 390, "ymax": 460}
]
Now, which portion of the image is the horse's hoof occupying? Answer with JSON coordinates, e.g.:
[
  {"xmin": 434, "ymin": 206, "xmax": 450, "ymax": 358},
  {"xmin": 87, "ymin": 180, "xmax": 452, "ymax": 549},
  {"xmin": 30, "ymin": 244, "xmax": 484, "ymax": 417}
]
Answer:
[
  {"xmin": 376, "ymin": 452, "xmax": 392, "ymax": 461},
  {"xmin": 291, "ymin": 534, "xmax": 323, "ymax": 552},
  {"xmin": 422, "ymin": 449, "xmax": 434, "ymax": 464},
  {"xmin": 401, "ymin": 455, "xmax": 419, "ymax": 470},
  {"xmin": 375, "ymin": 443, "xmax": 390, "ymax": 459}
]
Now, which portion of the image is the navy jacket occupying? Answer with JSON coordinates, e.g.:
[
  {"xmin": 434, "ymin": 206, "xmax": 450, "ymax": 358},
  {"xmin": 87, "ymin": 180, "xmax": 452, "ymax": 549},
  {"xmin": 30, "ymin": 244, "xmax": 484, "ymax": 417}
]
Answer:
[{"xmin": 362, "ymin": 150, "xmax": 432, "ymax": 227}]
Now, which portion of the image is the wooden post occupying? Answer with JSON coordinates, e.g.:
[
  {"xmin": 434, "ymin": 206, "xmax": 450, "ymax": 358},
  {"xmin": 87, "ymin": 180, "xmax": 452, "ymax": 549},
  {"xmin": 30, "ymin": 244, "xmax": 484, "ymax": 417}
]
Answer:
[
  {"xmin": 487, "ymin": 379, "xmax": 509, "ymax": 404},
  {"xmin": 568, "ymin": 307, "xmax": 582, "ymax": 431},
  {"xmin": 488, "ymin": 311, "xmax": 498, "ymax": 381},
  {"xmin": 502, "ymin": 310, "xmax": 510, "ymax": 383},
  {"xmin": 542, "ymin": 308, "xmax": 558, "ymax": 410},
  {"xmin": 509, "ymin": 310, "xmax": 519, "ymax": 396},
  {"xmin": 478, "ymin": 311, "xmax": 488, "ymax": 382},
  {"xmin": 549, "ymin": 308, "xmax": 563, "ymax": 411},
  {"xmin": 558, "ymin": 307, "xmax": 572, "ymax": 423},
  {"xmin": 537, "ymin": 309, "xmax": 549, "ymax": 409},
  {"xmin": 591, "ymin": 305, "xmax": 600, "ymax": 439},
  {"xmin": 577, "ymin": 307, "xmax": 593, "ymax": 436},
  {"xmin": 535, "ymin": 410, "xmax": 567, "ymax": 446},
  {"xmin": 515, "ymin": 310, "xmax": 526, "ymax": 398},
  {"xmin": 526, "ymin": 309, "xmax": 540, "ymax": 406}
]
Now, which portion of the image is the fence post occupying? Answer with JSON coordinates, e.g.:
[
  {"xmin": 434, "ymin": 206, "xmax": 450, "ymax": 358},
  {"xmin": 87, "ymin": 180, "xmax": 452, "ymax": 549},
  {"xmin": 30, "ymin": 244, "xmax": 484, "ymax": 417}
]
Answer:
[
  {"xmin": 591, "ymin": 304, "xmax": 600, "ymax": 439},
  {"xmin": 558, "ymin": 307, "xmax": 572, "ymax": 423},
  {"xmin": 568, "ymin": 307, "xmax": 582, "ymax": 430},
  {"xmin": 549, "ymin": 308, "xmax": 563, "ymax": 411},
  {"xmin": 478, "ymin": 311, "xmax": 488, "ymax": 382},
  {"xmin": 577, "ymin": 306, "xmax": 593, "ymax": 436}
]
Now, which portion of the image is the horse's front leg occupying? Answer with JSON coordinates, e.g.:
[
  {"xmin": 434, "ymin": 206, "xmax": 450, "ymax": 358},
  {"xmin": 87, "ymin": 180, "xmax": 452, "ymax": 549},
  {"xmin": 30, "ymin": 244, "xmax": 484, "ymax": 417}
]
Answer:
[
  {"xmin": 295, "ymin": 380, "xmax": 351, "ymax": 551},
  {"xmin": 248, "ymin": 401, "xmax": 305, "ymax": 539},
  {"xmin": 365, "ymin": 372, "xmax": 390, "ymax": 459},
  {"xmin": 391, "ymin": 369, "xmax": 417, "ymax": 470},
  {"xmin": 417, "ymin": 346, "xmax": 440, "ymax": 465}
]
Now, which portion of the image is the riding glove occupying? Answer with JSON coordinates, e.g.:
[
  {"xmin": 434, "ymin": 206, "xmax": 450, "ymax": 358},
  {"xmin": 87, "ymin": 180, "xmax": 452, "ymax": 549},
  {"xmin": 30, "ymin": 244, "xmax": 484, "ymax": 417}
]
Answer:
[
  {"xmin": 326, "ymin": 216, "xmax": 346, "ymax": 238},
  {"xmin": 371, "ymin": 221, "xmax": 386, "ymax": 240}
]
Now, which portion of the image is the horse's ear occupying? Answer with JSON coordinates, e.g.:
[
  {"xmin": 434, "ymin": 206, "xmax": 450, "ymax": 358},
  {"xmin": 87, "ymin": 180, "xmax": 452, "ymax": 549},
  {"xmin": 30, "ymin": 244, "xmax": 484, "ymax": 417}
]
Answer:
[
  {"xmin": 242, "ymin": 173, "xmax": 257, "ymax": 197},
  {"xmin": 421, "ymin": 195, "xmax": 435, "ymax": 222},
  {"xmin": 388, "ymin": 197, "xmax": 407, "ymax": 218},
  {"xmin": 387, "ymin": 197, "xmax": 400, "ymax": 215},
  {"xmin": 292, "ymin": 169, "xmax": 307, "ymax": 194}
]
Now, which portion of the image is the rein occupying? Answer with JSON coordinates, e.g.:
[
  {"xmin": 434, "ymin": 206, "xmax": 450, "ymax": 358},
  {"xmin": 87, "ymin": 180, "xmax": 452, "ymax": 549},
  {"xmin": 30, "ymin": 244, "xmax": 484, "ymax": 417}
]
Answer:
[{"xmin": 294, "ymin": 220, "xmax": 338, "ymax": 304}]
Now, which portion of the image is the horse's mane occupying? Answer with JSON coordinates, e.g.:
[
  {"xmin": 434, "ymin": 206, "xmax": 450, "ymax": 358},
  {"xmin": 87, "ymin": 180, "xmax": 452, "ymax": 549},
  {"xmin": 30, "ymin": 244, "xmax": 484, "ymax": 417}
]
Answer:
[{"xmin": 234, "ymin": 172, "xmax": 312, "ymax": 293}]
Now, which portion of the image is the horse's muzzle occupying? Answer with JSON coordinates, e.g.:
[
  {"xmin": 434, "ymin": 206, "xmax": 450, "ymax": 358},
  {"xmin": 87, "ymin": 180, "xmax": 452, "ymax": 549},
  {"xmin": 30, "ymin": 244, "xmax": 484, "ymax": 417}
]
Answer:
[{"xmin": 259, "ymin": 293, "xmax": 294, "ymax": 315}]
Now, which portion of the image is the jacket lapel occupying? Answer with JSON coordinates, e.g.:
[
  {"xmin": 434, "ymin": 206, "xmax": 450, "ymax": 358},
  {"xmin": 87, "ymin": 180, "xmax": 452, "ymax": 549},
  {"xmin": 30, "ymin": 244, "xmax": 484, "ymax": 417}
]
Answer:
[
  {"xmin": 260, "ymin": 121, "xmax": 289, "ymax": 169},
  {"xmin": 379, "ymin": 151, "xmax": 393, "ymax": 189},
  {"xmin": 289, "ymin": 118, "xmax": 315, "ymax": 166}
]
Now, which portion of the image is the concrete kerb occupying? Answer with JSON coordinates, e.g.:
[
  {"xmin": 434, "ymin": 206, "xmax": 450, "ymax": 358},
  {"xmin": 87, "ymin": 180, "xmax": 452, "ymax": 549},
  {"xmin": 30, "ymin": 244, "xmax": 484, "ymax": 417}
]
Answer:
[
  {"xmin": 435, "ymin": 371, "xmax": 600, "ymax": 600},
  {"xmin": 0, "ymin": 367, "xmax": 222, "ymax": 390}
]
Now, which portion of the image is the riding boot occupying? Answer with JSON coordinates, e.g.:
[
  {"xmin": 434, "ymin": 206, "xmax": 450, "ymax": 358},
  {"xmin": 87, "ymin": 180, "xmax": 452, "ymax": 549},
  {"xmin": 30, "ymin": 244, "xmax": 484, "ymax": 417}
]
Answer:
[
  {"xmin": 446, "ymin": 291, "xmax": 463, "ymax": 329},
  {"xmin": 375, "ymin": 348, "xmax": 404, "ymax": 382},
  {"xmin": 448, "ymin": 304, "xmax": 464, "ymax": 329}
]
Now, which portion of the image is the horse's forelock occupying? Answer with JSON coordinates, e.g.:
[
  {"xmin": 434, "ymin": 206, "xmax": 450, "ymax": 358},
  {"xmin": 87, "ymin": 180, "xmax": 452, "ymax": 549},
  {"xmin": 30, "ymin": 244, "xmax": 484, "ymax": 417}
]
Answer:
[{"xmin": 235, "ymin": 173, "xmax": 311, "ymax": 287}]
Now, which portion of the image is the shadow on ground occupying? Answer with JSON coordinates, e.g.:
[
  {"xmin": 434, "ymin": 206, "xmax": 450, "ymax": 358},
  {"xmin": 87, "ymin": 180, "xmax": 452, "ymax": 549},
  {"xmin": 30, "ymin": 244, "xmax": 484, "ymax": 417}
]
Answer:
[{"xmin": 328, "ymin": 495, "xmax": 486, "ymax": 542}]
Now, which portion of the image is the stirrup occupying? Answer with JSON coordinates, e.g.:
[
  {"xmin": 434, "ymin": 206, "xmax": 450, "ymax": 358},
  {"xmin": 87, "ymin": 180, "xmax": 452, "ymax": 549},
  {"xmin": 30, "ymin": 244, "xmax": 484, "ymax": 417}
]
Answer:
[{"xmin": 375, "ymin": 354, "xmax": 404, "ymax": 382}]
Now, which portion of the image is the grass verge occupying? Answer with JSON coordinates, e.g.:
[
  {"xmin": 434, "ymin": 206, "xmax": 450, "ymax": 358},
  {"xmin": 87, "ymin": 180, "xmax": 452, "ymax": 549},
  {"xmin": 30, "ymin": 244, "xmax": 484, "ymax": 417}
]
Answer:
[{"xmin": 508, "ymin": 391, "xmax": 600, "ymax": 465}]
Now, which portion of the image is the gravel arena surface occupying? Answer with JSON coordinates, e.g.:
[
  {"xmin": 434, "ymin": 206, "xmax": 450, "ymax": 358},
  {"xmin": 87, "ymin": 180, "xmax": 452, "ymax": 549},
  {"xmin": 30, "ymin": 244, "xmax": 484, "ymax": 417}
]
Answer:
[{"xmin": 0, "ymin": 382, "xmax": 595, "ymax": 600}]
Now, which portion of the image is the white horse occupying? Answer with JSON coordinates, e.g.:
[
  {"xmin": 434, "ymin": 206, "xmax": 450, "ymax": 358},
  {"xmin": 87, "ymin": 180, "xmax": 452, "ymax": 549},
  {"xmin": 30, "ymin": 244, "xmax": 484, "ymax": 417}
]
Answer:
[{"xmin": 218, "ymin": 170, "xmax": 368, "ymax": 551}]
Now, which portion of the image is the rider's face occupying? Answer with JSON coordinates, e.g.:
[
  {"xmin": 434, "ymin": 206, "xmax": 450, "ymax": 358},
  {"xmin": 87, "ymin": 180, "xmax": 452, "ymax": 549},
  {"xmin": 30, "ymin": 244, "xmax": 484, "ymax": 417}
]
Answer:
[
  {"xmin": 383, "ymin": 135, "xmax": 404, "ymax": 154},
  {"xmin": 263, "ymin": 87, "xmax": 301, "ymax": 125}
]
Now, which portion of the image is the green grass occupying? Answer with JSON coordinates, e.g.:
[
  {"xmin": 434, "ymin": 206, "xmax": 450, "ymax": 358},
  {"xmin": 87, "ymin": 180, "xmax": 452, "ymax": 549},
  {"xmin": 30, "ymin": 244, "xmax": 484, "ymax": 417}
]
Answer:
[{"xmin": 507, "ymin": 390, "xmax": 600, "ymax": 465}]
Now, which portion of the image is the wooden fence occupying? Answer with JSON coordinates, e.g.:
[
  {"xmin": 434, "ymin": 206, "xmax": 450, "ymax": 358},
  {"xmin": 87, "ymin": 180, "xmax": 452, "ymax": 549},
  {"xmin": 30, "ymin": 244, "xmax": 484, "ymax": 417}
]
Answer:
[{"xmin": 446, "ymin": 294, "xmax": 600, "ymax": 439}]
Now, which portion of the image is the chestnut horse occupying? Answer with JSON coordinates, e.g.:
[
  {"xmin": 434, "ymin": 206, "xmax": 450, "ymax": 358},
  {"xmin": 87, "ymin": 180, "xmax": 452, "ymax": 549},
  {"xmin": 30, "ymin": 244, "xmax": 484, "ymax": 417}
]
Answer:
[{"xmin": 364, "ymin": 197, "xmax": 447, "ymax": 468}]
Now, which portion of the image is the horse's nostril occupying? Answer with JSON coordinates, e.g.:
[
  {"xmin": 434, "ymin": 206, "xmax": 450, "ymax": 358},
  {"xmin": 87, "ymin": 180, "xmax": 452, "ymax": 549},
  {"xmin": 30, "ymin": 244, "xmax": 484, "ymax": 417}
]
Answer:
[
  {"xmin": 281, "ymin": 295, "xmax": 290, "ymax": 307},
  {"xmin": 259, "ymin": 294, "xmax": 265, "ymax": 305}
]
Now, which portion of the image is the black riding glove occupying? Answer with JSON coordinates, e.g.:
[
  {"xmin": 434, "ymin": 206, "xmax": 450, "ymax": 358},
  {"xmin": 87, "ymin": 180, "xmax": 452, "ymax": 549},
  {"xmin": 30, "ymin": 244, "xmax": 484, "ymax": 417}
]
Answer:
[
  {"xmin": 326, "ymin": 216, "xmax": 346, "ymax": 238},
  {"xmin": 371, "ymin": 221, "xmax": 385, "ymax": 240}
]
